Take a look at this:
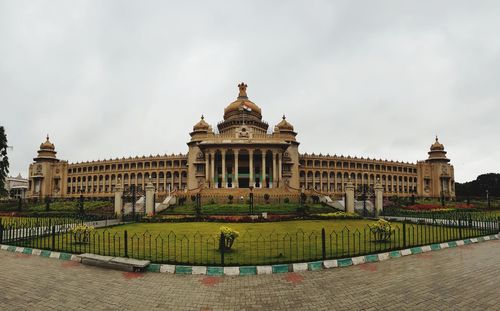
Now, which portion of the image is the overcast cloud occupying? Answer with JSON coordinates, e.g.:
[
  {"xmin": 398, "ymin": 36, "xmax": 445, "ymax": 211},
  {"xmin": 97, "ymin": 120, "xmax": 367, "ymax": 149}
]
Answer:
[{"xmin": 1, "ymin": 0, "xmax": 499, "ymax": 183}]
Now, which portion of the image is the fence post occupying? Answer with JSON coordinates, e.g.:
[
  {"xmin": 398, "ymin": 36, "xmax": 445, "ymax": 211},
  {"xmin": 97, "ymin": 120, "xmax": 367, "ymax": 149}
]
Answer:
[
  {"xmin": 458, "ymin": 218, "xmax": 463, "ymax": 240},
  {"xmin": 402, "ymin": 222, "xmax": 407, "ymax": 248},
  {"xmin": 51, "ymin": 225, "xmax": 56, "ymax": 250},
  {"xmin": 124, "ymin": 230, "xmax": 128, "ymax": 258},
  {"xmin": 219, "ymin": 232, "xmax": 225, "ymax": 266},
  {"xmin": 321, "ymin": 228, "xmax": 326, "ymax": 260},
  {"xmin": 0, "ymin": 223, "xmax": 3, "ymax": 244}
]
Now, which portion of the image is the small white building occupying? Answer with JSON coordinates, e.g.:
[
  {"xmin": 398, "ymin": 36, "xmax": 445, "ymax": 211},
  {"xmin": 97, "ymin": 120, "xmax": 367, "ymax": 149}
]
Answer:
[{"xmin": 5, "ymin": 174, "xmax": 28, "ymax": 199}]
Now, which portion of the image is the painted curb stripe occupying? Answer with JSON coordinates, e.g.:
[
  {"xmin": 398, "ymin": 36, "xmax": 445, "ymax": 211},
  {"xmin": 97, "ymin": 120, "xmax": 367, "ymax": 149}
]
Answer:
[
  {"xmin": 239, "ymin": 266, "xmax": 257, "ymax": 276},
  {"xmin": 207, "ymin": 267, "xmax": 224, "ymax": 276},
  {"xmin": 308, "ymin": 261, "xmax": 323, "ymax": 271},
  {"xmin": 430, "ymin": 244, "xmax": 441, "ymax": 251},
  {"xmin": 175, "ymin": 266, "xmax": 193, "ymax": 275},
  {"xmin": 389, "ymin": 251, "xmax": 401, "ymax": 258},
  {"xmin": 147, "ymin": 263, "xmax": 161, "ymax": 273},
  {"xmin": 40, "ymin": 250, "xmax": 51, "ymax": 257},
  {"xmin": 272, "ymin": 264, "xmax": 289, "ymax": 273},
  {"xmin": 337, "ymin": 258, "xmax": 353, "ymax": 267},
  {"xmin": 410, "ymin": 247, "xmax": 423, "ymax": 254},
  {"xmin": 365, "ymin": 254, "xmax": 379, "ymax": 263},
  {"xmin": 1, "ymin": 232, "xmax": 498, "ymax": 276}
]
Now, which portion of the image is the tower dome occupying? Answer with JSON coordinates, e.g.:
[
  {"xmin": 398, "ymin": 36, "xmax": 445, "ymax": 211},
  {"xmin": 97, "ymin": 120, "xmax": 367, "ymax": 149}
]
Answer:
[
  {"xmin": 34, "ymin": 135, "xmax": 59, "ymax": 162},
  {"xmin": 223, "ymin": 83, "xmax": 262, "ymax": 120},
  {"xmin": 427, "ymin": 136, "xmax": 449, "ymax": 163},
  {"xmin": 276, "ymin": 115, "xmax": 295, "ymax": 132},
  {"xmin": 40, "ymin": 135, "xmax": 55, "ymax": 150},
  {"xmin": 193, "ymin": 115, "xmax": 210, "ymax": 131},
  {"xmin": 217, "ymin": 82, "xmax": 268, "ymax": 134}
]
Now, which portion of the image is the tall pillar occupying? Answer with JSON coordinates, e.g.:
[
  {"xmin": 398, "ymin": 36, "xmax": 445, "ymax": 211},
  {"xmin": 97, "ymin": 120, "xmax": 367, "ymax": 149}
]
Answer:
[
  {"xmin": 234, "ymin": 150, "xmax": 239, "ymax": 188},
  {"xmin": 261, "ymin": 151, "xmax": 266, "ymax": 188},
  {"xmin": 345, "ymin": 181, "xmax": 355, "ymax": 213},
  {"xmin": 145, "ymin": 180, "xmax": 155, "ymax": 216},
  {"xmin": 272, "ymin": 151, "xmax": 277, "ymax": 188},
  {"xmin": 114, "ymin": 181, "xmax": 124, "ymax": 217},
  {"xmin": 278, "ymin": 153, "xmax": 282, "ymax": 186},
  {"xmin": 210, "ymin": 151, "xmax": 215, "ymax": 188},
  {"xmin": 374, "ymin": 180, "xmax": 383, "ymax": 216},
  {"xmin": 249, "ymin": 150, "xmax": 254, "ymax": 187},
  {"xmin": 205, "ymin": 152, "xmax": 209, "ymax": 187},
  {"xmin": 221, "ymin": 150, "xmax": 226, "ymax": 188}
]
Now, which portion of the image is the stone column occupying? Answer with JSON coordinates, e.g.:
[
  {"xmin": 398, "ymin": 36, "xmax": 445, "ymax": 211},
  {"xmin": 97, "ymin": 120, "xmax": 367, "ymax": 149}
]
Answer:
[
  {"xmin": 261, "ymin": 151, "xmax": 266, "ymax": 188},
  {"xmin": 221, "ymin": 150, "xmax": 226, "ymax": 188},
  {"xmin": 278, "ymin": 153, "xmax": 282, "ymax": 186},
  {"xmin": 210, "ymin": 151, "xmax": 215, "ymax": 188},
  {"xmin": 249, "ymin": 149, "xmax": 254, "ymax": 187},
  {"xmin": 114, "ymin": 181, "xmax": 124, "ymax": 217},
  {"xmin": 145, "ymin": 180, "xmax": 155, "ymax": 216},
  {"xmin": 272, "ymin": 151, "xmax": 277, "ymax": 188},
  {"xmin": 374, "ymin": 181, "xmax": 383, "ymax": 216},
  {"xmin": 234, "ymin": 150, "xmax": 239, "ymax": 188},
  {"xmin": 205, "ymin": 152, "xmax": 209, "ymax": 186},
  {"xmin": 345, "ymin": 181, "xmax": 355, "ymax": 213}
]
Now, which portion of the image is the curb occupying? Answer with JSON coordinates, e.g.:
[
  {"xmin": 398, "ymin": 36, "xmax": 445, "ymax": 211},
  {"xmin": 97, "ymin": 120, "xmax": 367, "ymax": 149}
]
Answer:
[{"xmin": 1, "ymin": 233, "xmax": 498, "ymax": 276}]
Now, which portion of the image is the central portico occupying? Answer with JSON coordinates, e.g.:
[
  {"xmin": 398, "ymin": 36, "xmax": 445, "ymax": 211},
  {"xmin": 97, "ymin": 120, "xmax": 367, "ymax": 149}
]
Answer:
[{"xmin": 187, "ymin": 83, "xmax": 300, "ymax": 190}]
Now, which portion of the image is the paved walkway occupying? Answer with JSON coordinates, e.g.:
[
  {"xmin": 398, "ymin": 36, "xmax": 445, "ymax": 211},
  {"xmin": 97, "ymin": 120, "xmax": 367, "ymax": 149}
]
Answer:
[{"xmin": 0, "ymin": 240, "xmax": 499, "ymax": 310}]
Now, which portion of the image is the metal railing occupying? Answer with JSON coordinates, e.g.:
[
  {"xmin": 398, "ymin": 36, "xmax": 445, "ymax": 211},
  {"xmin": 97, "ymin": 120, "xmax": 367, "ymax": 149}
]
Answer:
[{"xmin": 0, "ymin": 215, "xmax": 497, "ymax": 266}]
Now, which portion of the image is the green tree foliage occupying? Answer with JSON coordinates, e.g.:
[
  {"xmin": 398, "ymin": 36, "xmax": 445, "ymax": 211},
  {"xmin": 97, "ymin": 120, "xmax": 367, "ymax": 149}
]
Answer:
[
  {"xmin": 0, "ymin": 126, "xmax": 9, "ymax": 197},
  {"xmin": 455, "ymin": 173, "xmax": 500, "ymax": 197}
]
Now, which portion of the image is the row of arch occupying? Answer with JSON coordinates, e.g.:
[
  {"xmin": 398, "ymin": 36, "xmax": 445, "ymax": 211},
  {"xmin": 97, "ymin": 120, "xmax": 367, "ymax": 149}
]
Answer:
[
  {"xmin": 299, "ymin": 170, "xmax": 418, "ymax": 194},
  {"xmin": 67, "ymin": 159, "xmax": 188, "ymax": 174},
  {"xmin": 299, "ymin": 159, "xmax": 416, "ymax": 173},
  {"xmin": 66, "ymin": 171, "xmax": 187, "ymax": 194}
]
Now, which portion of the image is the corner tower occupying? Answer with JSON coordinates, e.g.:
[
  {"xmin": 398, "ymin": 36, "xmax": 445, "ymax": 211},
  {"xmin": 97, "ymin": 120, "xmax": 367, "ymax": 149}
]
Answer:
[
  {"xmin": 28, "ymin": 135, "xmax": 68, "ymax": 198},
  {"xmin": 416, "ymin": 137, "xmax": 455, "ymax": 199}
]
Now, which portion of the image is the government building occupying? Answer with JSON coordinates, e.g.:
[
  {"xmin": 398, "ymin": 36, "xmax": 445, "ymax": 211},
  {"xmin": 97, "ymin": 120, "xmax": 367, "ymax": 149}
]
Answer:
[{"xmin": 27, "ymin": 83, "xmax": 456, "ymax": 201}]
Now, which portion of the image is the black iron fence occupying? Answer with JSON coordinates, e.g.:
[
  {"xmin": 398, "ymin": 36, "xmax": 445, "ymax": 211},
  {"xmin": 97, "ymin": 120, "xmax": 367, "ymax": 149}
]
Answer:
[{"xmin": 0, "ymin": 215, "xmax": 498, "ymax": 266}]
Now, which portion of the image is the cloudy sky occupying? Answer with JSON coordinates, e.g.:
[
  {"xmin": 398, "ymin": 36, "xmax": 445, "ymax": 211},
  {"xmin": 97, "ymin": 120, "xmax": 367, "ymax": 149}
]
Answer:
[{"xmin": 1, "ymin": 0, "xmax": 499, "ymax": 183}]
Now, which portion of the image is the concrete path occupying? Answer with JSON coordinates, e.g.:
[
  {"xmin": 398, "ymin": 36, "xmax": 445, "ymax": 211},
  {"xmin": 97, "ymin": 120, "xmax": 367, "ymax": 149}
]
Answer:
[{"xmin": 0, "ymin": 239, "xmax": 499, "ymax": 310}]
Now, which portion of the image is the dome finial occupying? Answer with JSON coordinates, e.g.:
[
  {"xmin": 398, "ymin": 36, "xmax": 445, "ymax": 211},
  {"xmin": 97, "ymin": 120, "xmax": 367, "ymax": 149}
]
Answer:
[
  {"xmin": 435, "ymin": 135, "xmax": 438, "ymax": 142},
  {"xmin": 46, "ymin": 134, "xmax": 49, "ymax": 141},
  {"xmin": 238, "ymin": 82, "xmax": 248, "ymax": 98},
  {"xmin": 282, "ymin": 115, "xmax": 286, "ymax": 120},
  {"xmin": 201, "ymin": 114, "xmax": 204, "ymax": 120}
]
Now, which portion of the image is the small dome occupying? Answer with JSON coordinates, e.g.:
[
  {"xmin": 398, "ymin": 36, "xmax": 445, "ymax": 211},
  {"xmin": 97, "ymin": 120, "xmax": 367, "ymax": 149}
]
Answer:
[
  {"xmin": 193, "ymin": 115, "xmax": 210, "ymax": 131},
  {"xmin": 276, "ymin": 115, "xmax": 294, "ymax": 131},
  {"xmin": 430, "ymin": 136, "xmax": 444, "ymax": 151},
  {"xmin": 40, "ymin": 135, "xmax": 55, "ymax": 150}
]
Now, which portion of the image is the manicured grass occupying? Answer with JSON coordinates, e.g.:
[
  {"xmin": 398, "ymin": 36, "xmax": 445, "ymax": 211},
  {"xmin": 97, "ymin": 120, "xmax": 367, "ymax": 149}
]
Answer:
[
  {"xmin": 22, "ymin": 218, "xmax": 495, "ymax": 266},
  {"xmin": 162, "ymin": 203, "xmax": 336, "ymax": 215}
]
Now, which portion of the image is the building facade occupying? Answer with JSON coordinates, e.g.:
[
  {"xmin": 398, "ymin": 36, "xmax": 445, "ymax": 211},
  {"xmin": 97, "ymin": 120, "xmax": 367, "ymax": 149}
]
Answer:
[
  {"xmin": 27, "ymin": 83, "xmax": 455, "ymax": 200},
  {"xmin": 4, "ymin": 174, "xmax": 29, "ymax": 199}
]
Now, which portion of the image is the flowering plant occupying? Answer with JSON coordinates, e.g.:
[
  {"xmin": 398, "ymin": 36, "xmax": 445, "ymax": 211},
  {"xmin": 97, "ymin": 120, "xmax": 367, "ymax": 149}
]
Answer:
[
  {"xmin": 369, "ymin": 219, "xmax": 394, "ymax": 242},
  {"xmin": 315, "ymin": 212, "xmax": 360, "ymax": 219},
  {"xmin": 219, "ymin": 226, "xmax": 239, "ymax": 250},
  {"xmin": 69, "ymin": 224, "xmax": 95, "ymax": 243}
]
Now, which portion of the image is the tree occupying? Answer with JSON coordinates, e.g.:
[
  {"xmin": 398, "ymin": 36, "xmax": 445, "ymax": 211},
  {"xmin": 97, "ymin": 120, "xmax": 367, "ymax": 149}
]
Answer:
[{"xmin": 0, "ymin": 126, "xmax": 9, "ymax": 197}]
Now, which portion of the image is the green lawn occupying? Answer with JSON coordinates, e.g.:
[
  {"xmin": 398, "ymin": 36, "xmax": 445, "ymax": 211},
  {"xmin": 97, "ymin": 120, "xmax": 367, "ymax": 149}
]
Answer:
[
  {"xmin": 163, "ymin": 203, "xmax": 336, "ymax": 215},
  {"xmin": 20, "ymin": 218, "xmax": 496, "ymax": 266}
]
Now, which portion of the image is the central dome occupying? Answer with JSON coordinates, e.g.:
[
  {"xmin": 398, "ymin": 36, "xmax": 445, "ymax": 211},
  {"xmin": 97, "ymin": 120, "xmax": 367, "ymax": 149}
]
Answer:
[{"xmin": 223, "ymin": 82, "xmax": 262, "ymax": 120}]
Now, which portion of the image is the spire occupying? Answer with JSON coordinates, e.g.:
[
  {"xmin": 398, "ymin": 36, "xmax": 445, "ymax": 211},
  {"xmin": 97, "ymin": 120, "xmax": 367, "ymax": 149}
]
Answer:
[{"xmin": 238, "ymin": 82, "xmax": 248, "ymax": 99}]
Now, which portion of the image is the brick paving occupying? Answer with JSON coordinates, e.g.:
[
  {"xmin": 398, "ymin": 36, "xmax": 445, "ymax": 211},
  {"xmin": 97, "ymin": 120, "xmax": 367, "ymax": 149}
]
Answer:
[{"xmin": 0, "ymin": 240, "xmax": 499, "ymax": 310}]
